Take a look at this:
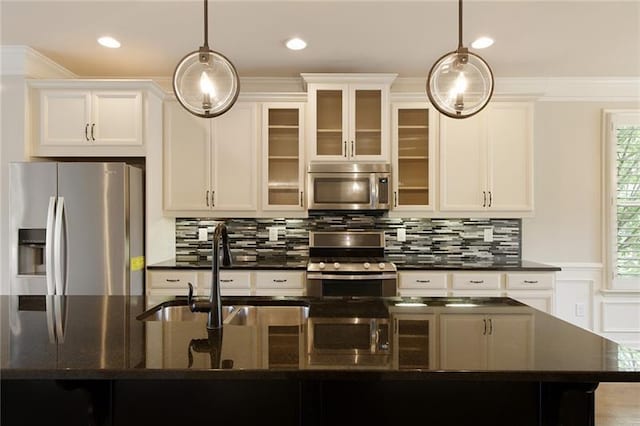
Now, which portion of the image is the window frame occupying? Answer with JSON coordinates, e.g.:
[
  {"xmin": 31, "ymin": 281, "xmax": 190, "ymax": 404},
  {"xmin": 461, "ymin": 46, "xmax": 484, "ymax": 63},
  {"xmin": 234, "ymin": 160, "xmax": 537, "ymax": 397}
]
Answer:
[{"xmin": 604, "ymin": 110, "xmax": 640, "ymax": 290}]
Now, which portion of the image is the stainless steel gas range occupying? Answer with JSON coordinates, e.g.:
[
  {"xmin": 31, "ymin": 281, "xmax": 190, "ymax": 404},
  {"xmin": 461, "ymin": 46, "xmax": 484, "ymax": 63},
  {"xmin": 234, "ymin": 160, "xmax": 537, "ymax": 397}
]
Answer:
[{"xmin": 306, "ymin": 231, "xmax": 397, "ymax": 297}]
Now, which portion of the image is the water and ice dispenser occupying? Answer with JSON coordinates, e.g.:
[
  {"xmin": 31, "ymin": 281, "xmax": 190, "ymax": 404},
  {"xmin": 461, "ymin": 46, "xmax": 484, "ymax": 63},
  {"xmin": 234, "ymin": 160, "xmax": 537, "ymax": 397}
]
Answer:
[{"xmin": 18, "ymin": 229, "xmax": 46, "ymax": 275}]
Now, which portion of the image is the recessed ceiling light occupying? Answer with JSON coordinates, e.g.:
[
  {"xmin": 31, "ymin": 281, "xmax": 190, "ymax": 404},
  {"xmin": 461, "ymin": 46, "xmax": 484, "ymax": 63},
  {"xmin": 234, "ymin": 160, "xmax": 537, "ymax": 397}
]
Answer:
[
  {"xmin": 471, "ymin": 37, "xmax": 494, "ymax": 49},
  {"xmin": 98, "ymin": 36, "xmax": 121, "ymax": 49},
  {"xmin": 286, "ymin": 38, "xmax": 307, "ymax": 51}
]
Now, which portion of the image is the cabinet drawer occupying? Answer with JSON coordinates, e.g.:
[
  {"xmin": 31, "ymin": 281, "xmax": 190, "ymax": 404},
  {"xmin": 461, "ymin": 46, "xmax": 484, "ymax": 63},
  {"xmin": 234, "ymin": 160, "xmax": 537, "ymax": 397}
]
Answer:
[
  {"xmin": 505, "ymin": 273, "xmax": 554, "ymax": 290},
  {"xmin": 216, "ymin": 271, "xmax": 252, "ymax": 289},
  {"xmin": 399, "ymin": 272, "xmax": 448, "ymax": 290},
  {"xmin": 256, "ymin": 271, "xmax": 305, "ymax": 289},
  {"xmin": 149, "ymin": 271, "xmax": 197, "ymax": 289},
  {"xmin": 451, "ymin": 273, "xmax": 502, "ymax": 290}
]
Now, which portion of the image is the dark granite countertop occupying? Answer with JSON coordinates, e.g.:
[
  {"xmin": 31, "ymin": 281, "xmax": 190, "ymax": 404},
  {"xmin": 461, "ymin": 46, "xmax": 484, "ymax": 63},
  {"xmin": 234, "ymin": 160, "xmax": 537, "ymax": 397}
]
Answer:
[
  {"xmin": 393, "ymin": 259, "xmax": 561, "ymax": 271},
  {"xmin": 147, "ymin": 259, "xmax": 308, "ymax": 270},
  {"xmin": 148, "ymin": 258, "xmax": 560, "ymax": 272},
  {"xmin": 2, "ymin": 295, "xmax": 637, "ymax": 381}
]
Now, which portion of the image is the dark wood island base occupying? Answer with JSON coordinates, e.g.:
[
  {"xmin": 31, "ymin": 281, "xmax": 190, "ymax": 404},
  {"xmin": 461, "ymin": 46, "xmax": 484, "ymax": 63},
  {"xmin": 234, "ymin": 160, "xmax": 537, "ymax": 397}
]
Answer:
[{"xmin": 2, "ymin": 378, "xmax": 598, "ymax": 426}]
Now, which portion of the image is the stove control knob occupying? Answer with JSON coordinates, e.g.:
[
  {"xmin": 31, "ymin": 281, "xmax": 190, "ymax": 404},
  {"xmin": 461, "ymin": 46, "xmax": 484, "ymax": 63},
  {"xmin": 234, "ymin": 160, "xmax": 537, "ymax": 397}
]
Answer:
[
  {"xmin": 333, "ymin": 262, "xmax": 341, "ymax": 269},
  {"xmin": 319, "ymin": 262, "xmax": 326, "ymax": 270},
  {"xmin": 363, "ymin": 262, "xmax": 371, "ymax": 269},
  {"xmin": 378, "ymin": 263, "xmax": 386, "ymax": 269}
]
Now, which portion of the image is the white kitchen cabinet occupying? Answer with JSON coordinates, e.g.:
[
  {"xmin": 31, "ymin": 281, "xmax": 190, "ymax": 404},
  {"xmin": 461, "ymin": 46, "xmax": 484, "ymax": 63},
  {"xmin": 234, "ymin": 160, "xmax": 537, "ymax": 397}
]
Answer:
[
  {"xmin": 397, "ymin": 271, "xmax": 448, "ymax": 297},
  {"xmin": 505, "ymin": 272, "xmax": 555, "ymax": 314},
  {"xmin": 392, "ymin": 313, "xmax": 437, "ymax": 370},
  {"xmin": 164, "ymin": 100, "xmax": 258, "ymax": 213},
  {"xmin": 201, "ymin": 271, "xmax": 252, "ymax": 296},
  {"xmin": 450, "ymin": 272, "xmax": 503, "ymax": 297},
  {"xmin": 262, "ymin": 103, "xmax": 306, "ymax": 211},
  {"xmin": 439, "ymin": 313, "xmax": 533, "ymax": 370},
  {"xmin": 255, "ymin": 271, "xmax": 306, "ymax": 296},
  {"xmin": 302, "ymin": 74, "xmax": 396, "ymax": 162},
  {"xmin": 39, "ymin": 90, "xmax": 142, "ymax": 147},
  {"xmin": 391, "ymin": 103, "xmax": 438, "ymax": 211},
  {"xmin": 439, "ymin": 102, "xmax": 533, "ymax": 213}
]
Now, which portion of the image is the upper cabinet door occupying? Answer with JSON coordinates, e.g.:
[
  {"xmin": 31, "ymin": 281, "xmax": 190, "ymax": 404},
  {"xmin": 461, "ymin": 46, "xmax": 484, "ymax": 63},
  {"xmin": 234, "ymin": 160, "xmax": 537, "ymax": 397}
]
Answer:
[
  {"xmin": 487, "ymin": 103, "xmax": 533, "ymax": 211},
  {"xmin": 163, "ymin": 100, "xmax": 211, "ymax": 212},
  {"xmin": 262, "ymin": 103, "xmax": 306, "ymax": 211},
  {"xmin": 391, "ymin": 103, "xmax": 437, "ymax": 212},
  {"xmin": 303, "ymin": 74, "xmax": 396, "ymax": 162},
  {"xmin": 439, "ymin": 112, "xmax": 487, "ymax": 211},
  {"xmin": 211, "ymin": 102, "xmax": 258, "ymax": 211},
  {"xmin": 439, "ymin": 102, "xmax": 534, "ymax": 214},
  {"xmin": 40, "ymin": 90, "xmax": 91, "ymax": 146},
  {"xmin": 308, "ymin": 84, "xmax": 349, "ymax": 160},
  {"xmin": 91, "ymin": 91, "xmax": 142, "ymax": 146}
]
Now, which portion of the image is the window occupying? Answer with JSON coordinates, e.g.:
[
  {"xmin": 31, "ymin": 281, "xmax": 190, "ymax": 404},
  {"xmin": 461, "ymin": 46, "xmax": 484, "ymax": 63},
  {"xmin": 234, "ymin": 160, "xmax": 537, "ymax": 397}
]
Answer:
[{"xmin": 605, "ymin": 111, "xmax": 640, "ymax": 290}]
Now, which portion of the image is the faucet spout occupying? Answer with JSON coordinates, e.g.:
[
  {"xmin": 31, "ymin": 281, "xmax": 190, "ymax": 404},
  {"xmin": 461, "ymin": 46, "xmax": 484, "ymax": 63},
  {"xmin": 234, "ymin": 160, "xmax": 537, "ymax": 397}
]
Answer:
[{"xmin": 209, "ymin": 223, "xmax": 232, "ymax": 329}]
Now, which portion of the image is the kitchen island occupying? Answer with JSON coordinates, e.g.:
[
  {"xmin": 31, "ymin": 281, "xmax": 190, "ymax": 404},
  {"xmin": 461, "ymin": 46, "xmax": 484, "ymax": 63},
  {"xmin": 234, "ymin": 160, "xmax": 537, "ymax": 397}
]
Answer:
[{"xmin": 1, "ymin": 295, "xmax": 638, "ymax": 426}]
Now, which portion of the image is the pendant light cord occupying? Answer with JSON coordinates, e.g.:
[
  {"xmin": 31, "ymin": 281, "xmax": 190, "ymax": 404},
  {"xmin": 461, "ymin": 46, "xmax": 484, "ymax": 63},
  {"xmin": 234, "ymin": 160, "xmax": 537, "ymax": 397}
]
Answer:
[
  {"xmin": 203, "ymin": 0, "xmax": 209, "ymax": 48},
  {"xmin": 458, "ymin": 0, "xmax": 463, "ymax": 49}
]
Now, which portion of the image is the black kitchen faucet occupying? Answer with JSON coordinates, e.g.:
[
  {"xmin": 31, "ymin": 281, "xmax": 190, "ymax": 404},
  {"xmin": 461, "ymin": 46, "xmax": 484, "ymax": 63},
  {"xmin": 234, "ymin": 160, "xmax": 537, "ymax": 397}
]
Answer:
[{"xmin": 188, "ymin": 222, "xmax": 232, "ymax": 329}]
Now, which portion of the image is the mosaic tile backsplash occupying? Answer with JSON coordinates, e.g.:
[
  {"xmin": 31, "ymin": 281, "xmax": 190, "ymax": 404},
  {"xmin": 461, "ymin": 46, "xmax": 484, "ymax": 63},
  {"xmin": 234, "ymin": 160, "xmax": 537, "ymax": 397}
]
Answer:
[{"xmin": 175, "ymin": 214, "xmax": 521, "ymax": 264}]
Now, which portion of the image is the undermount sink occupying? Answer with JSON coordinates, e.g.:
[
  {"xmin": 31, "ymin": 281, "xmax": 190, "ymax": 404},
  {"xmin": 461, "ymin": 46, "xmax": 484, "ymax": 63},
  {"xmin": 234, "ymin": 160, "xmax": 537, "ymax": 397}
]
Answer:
[
  {"xmin": 225, "ymin": 306, "xmax": 309, "ymax": 326},
  {"xmin": 137, "ymin": 300, "xmax": 309, "ymax": 326},
  {"xmin": 137, "ymin": 300, "xmax": 235, "ymax": 322}
]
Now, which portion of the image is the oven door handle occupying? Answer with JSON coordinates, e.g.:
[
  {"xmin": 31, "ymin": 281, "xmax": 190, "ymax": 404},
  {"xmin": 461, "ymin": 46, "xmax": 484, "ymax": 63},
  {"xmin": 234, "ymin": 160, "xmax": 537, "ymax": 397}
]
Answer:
[{"xmin": 307, "ymin": 273, "xmax": 397, "ymax": 280}]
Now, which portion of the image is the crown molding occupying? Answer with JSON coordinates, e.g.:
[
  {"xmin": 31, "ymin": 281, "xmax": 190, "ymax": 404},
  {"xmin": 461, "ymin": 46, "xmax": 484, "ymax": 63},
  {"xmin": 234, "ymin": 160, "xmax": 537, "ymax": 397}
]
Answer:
[
  {"xmin": 391, "ymin": 77, "xmax": 640, "ymax": 102},
  {"xmin": 1, "ymin": 45, "xmax": 76, "ymax": 78},
  {"xmin": 28, "ymin": 78, "xmax": 166, "ymax": 98}
]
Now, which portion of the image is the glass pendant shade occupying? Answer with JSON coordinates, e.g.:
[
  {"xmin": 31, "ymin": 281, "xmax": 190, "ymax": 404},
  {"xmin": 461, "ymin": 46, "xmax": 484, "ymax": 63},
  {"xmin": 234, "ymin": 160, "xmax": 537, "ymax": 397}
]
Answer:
[
  {"xmin": 426, "ymin": 0, "xmax": 494, "ymax": 119},
  {"xmin": 427, "ymin": 48, "xmax": 493, "ymax": 119},
  {"xmin": 172, "ymin": 0, "xmax": 240, "ymax": 118},
  {"xmin": 173, "ymin": 49, "xmax": 239, "ymax": 118}
]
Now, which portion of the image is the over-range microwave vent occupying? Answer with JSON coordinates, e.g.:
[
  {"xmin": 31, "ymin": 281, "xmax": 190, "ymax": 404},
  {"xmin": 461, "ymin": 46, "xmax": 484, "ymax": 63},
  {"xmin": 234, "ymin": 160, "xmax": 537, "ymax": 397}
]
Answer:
[{"xmin": 307, "ymin": 162, "xmax": 391, "ymax": 211}]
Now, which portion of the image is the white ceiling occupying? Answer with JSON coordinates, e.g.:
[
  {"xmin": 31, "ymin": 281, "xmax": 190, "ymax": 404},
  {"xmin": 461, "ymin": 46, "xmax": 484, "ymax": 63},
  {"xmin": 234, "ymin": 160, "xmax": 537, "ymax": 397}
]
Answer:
[{"xmin": 1, "ymin": 0, "xmax": 639, "ymax": 78}]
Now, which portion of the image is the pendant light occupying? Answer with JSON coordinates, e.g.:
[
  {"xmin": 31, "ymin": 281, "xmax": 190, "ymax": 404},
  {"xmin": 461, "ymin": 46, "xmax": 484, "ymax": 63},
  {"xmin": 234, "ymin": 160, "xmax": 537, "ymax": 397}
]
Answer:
[
  {"xmin": 173, "ymin": 0, "xmax": 239, "ymax": 118},
  {"xmin": 427, "ymin": 0, "xmax": 494, "ymax": 119}
]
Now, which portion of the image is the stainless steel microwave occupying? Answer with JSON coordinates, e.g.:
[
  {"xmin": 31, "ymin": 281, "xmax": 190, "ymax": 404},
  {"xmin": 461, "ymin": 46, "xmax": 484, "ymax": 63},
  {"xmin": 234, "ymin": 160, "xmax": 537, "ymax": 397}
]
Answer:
[{"xmin": 307, "ymin": 162, "xmax": 391, "ymax": 210}]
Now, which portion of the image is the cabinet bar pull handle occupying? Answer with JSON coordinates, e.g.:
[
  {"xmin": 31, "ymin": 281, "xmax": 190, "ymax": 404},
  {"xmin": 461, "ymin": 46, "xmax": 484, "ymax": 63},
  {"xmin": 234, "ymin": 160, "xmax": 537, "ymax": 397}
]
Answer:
[
  {"xmin": 206, "ymin": 190, "xmax": 210, "ymax": 206},
  {"xmin": 523, "ymin": 280, "xmax": 539, "ymax": 284},
  {"xmin": 489, "ymin": 191, "xmax": 492, "ymax": 207},
  {"xmin": 300, "ymin": 191, "xmax": 303, "ymax": 207},
  {"xmin": 489, "ymin": 318, "xmax": 493, "ymax": 335},
  {"xmin": 483, "ymin": 319, "xmax": 487, "ymax": 335},
  {"xmin": 91, "ymin": 123, "xmax": 95, "ymax": 141},
  {"xmin": 416, "ymin": 279, "xmax": 431, "ymax": 283},
  {"xmin": 343, "ymin": 141, "xmax": 347, "ymax": 157},
  {"xmin": 273, "ymin": 279, "xmax": 287, "ymax": 283},
  {"xmin": 394, "ymin": 191, "xmax": 398, "ymax": 207},
  {"xmin": 220, "ymin": 279, "xmax": 233, "ymax": 283},
  {"xmin": 482, "ymin": 191, "xmax": 487, "ymax": 208},
  {"xmin": 351, "ymin": 140, "xmax": 355, "ymax": 157},
  {"xmin": 85, "ymin": 124, "xmax": 89, "ymax": 141},
  {"xmin": 165, "ymin": 279, "xmax": 180, "ymax": 283},
  {"xmin": 470, "ymin": 280, "xmax": 484, "ymax": 284},
  {"xmin": 211, "ymin": 191, "xmax": 215, "ymax": 207}
]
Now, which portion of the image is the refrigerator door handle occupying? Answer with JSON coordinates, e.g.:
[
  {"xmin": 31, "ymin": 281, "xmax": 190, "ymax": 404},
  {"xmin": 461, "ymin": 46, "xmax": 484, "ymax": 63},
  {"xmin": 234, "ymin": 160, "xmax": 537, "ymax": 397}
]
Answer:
[
  {"xmin": 54, "ymin": 197, "xmax": 66, "ymax": 296},
  {"xmin": 45, "ymin": 296, "xmax": 57, "ymax": 343},
  {"xmin": 45, "ymin": 196, "xmax": 56, "ymax": 296}
]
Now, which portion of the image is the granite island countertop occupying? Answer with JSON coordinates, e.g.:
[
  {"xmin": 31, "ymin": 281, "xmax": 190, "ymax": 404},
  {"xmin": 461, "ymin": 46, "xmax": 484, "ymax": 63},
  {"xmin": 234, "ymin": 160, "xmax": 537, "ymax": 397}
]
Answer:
[
  {"xmin": 1, "ymin": 295, "xmax": 635, "ymax": 381},
  {"xmin": 147, "ymin": 258, "xmax": 561, "ymax": 272}
]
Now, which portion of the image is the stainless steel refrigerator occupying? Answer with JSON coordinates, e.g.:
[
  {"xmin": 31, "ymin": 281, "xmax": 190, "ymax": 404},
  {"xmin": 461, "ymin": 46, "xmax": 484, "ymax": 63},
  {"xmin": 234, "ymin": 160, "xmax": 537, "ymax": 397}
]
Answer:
[{"xmin": 9, "ymin": 162, "xmax": 144, "ymax": 295}]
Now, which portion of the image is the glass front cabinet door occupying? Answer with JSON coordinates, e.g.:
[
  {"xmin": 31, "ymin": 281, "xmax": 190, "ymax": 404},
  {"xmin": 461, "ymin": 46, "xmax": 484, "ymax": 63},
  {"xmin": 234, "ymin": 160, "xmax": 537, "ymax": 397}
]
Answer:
[
  {"xmin": 391, "ymin": 102, "xmax": 437, "ymax": 211},
  {"xmin": 303, "ymin": 74, "xmax": 396, "ymax": 162},
  {"xmin": 262, "ymin": 103, "xmax": 305, "ymax": 211}
]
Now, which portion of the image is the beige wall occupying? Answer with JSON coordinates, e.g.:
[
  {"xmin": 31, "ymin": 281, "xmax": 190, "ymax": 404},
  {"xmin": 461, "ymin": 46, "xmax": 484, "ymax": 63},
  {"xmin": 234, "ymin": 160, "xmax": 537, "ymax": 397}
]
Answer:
[{"xmin": 522, "ymin": 101, "xmax": 639, "ymax": 264}]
